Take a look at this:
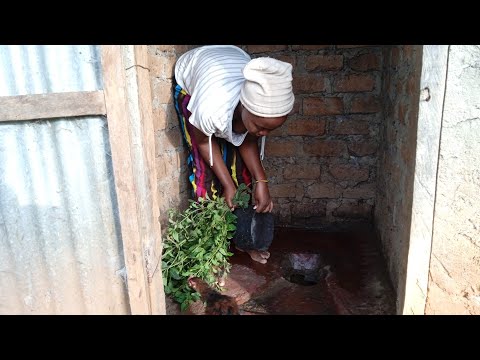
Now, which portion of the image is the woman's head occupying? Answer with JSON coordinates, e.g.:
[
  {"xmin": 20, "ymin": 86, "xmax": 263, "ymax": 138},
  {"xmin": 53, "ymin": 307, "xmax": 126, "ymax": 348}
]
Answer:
[
  {"xmin": 240, "ymin": 57, "xmax": 295, "ymax": 118},
  {"xmin": 240, "ymin": 104, "xmax": 287, "ymax": 137},
  {"xmin": 239, "ymin": 56, "xmax": 294, "ymax": 135}
]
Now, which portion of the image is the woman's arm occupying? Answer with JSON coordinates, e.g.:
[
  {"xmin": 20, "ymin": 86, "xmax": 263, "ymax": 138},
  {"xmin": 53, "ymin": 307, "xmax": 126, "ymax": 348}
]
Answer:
[
  {"xmin": 238, "ymin": 134, "xmax": 273, "ymax": 213},
  {"xmin": 189, "ymin": 126, "xmax": 237, "ymax": 210}
]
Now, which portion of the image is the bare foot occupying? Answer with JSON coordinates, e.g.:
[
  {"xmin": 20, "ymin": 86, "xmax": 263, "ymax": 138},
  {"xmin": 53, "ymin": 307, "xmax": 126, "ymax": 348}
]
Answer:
[{"xmin": 236, "ymin": 247, "xmax": 270, "ymax": 264}]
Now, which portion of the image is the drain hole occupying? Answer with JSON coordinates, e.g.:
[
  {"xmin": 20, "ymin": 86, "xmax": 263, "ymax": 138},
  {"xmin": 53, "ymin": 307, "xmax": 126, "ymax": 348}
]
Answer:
[
  {"xmin": 287, "ymin": 273, "xmax": 318, "ymax": 286},
  {"xmin": 282, "ymin": 253, "xmax": 323, "ymax": 286}
]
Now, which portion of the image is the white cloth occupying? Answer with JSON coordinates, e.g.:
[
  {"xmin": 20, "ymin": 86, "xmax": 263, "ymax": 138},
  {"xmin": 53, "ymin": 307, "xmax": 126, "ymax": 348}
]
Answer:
[
  {"xmin": 174, "ymin": 45, "xmax": 250, "ymax": 148},
  {"xmin": 174, "ymin": 46, "xmax": 291, "ymax": 167},
  {"xmin": 240, "ymin": 57, "xmax": 295, "ymax": 117}
]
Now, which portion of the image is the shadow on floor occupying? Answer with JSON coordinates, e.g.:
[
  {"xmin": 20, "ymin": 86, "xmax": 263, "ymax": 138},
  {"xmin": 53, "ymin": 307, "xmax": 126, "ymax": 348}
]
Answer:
[{"xmin": 166, "ymin": 227, "xmax": 396, "ymax": 315}]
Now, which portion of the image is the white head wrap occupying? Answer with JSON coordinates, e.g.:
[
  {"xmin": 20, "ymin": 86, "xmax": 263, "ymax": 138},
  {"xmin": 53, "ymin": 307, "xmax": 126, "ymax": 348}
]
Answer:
[{"xmin": 240, "ymin": 57, "xmax": 295, "ymax": 117}]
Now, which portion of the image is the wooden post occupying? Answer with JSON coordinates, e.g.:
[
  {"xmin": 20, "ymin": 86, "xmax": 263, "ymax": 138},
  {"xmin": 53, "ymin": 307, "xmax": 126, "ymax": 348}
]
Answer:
[
  {"xmin": 123, "ymin": 45, "xmax": 166, "ymax": 314},
  {"xmin": 101, "ymin": 45, "xmax": 152, "ymax": 314}
]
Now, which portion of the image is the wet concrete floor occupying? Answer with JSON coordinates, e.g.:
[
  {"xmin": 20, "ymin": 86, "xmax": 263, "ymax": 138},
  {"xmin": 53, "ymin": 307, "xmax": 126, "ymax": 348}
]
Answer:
[{"xmin": 166, "ymin": 227, "xmax": 396, "ymax": 315}]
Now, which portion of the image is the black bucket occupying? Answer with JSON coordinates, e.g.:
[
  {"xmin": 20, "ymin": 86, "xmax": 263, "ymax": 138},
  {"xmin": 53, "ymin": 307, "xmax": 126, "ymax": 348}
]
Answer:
[{"xmin": 232, "ymin": 207, "xmax": 274, "ymax": 251}]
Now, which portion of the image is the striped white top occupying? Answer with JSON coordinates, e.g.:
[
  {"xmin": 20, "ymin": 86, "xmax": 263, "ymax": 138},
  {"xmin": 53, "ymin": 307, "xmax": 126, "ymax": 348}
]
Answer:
[{"xmin": 174, "ymin": 45, "xmax": 251, "ymax": 147}]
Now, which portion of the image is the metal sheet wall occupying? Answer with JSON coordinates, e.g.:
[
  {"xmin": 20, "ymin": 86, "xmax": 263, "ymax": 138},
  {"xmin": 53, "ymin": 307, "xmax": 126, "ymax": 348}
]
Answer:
[{"xmin": 0, "ymin": 45, "xmax": 130, "ymax": 314}]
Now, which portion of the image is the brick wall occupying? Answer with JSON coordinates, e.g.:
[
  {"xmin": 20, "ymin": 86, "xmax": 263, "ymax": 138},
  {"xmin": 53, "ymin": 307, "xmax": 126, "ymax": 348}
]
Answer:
[
  {"xmin": 150, "ymin": 45, "xmax": 385, "ymax": 231},
  {"xmin": 374, "ymin": 45, "xmax": 423, "ymax": 312},
  {"xmin": 148, "ymin": 45, "xmax": 196, "ymax": 231},
  {"xmin": 240, "ymin": 45, "xmax": 383, "ymax": 229}
]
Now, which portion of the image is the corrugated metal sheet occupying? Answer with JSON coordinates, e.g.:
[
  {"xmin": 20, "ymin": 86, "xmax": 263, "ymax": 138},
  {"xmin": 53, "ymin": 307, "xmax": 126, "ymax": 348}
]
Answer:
[
  {"xmin": 0, "ymin": 46, "xmax": 130, "ymax": 314},
  {"xmin": 0, "ymin": 45, "xmax": 103, "ymax": 96}
]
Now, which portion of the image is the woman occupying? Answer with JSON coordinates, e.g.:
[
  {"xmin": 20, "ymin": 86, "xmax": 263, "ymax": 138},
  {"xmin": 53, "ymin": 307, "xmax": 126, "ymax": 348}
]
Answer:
[{"xmin": 173, "ymin": 45, "xmax": 294, "ymax": 264}]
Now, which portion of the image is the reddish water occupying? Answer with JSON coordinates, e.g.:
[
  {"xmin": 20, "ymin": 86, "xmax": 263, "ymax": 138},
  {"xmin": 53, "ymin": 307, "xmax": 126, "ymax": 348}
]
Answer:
[{"xmin": 167, "ymin": 227, "xmax": 396, "ymax": 315}]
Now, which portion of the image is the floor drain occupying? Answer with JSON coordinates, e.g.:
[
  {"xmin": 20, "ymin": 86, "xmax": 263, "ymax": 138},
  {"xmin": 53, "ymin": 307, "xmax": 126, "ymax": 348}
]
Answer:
[
  {"xmin": 287, "ymin": 273, "xmax": 318, "ymax": 286},
  {"xmin": 282, "ymin": 253, "xmax": 323, "ymax": 286}
]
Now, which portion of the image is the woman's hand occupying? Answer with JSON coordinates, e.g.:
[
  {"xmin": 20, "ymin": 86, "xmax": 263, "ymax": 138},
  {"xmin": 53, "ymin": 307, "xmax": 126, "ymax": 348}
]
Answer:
[
  {"xmin": 253, "ymin": 182, "xmax": 273, "ymax": 213},
  {"xmin": 223, "ymin": 184, "xmax": 237, "ymax": 211}
]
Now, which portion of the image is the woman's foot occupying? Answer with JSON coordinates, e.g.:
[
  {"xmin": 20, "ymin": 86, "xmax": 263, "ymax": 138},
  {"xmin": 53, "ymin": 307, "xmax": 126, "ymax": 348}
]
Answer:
[{"xmin": 236, "ymin": 247, "xmax": 270, "ymax": 264}]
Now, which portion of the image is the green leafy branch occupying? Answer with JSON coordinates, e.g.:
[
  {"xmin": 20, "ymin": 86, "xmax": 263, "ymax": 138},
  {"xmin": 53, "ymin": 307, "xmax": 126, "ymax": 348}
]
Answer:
[
  {"xmin": 162, "ymin": 188, "xmax": 251, "ymax": 311},
  {"xmin": 232, "ymin": 183, "xmax": 251, "ymax": 209}
]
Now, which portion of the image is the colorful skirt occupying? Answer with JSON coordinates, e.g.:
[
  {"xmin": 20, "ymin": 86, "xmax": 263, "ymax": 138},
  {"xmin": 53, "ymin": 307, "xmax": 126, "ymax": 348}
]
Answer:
[{"xmin": 173, "ymin": 84, "xmax": 252, "ymax": 202}]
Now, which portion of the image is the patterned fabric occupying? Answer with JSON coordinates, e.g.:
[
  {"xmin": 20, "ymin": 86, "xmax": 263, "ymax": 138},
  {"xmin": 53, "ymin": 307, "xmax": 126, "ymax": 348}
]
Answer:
[{"xmin": 173, "ymin": 84, "xmax": 252, "ymax": 202}]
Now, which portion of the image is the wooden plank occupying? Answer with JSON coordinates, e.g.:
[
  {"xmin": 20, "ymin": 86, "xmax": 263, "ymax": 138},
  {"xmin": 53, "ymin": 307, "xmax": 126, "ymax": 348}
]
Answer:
[
  {"xmin": 0, "ymin": 91, "xmax": 106, "ymax": 122},
  {"xmin": 101, "ymin": 45, "xmax": 152, "ymax": 315},
  {"xmin": 132, "ymin": 45, "xmax": 166, "ymax": 314},
  {"xmin": 134, "ymin": 45, "xmax": 149, "ymax": 69}
]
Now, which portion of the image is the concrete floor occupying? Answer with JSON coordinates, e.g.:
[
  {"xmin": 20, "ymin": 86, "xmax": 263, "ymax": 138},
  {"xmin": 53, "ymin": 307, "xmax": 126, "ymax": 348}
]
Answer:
[{"xmin": 166, "ymin": 227, "xmax": 396, "ymax": 315}]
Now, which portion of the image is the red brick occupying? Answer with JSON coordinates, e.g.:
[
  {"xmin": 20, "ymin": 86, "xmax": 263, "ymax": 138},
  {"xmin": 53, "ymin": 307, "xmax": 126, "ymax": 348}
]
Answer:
[
  {"xmin": 152, "ymin": 78, "xmax": 173, "ymax": 104},
  {"xmin": 264, "ymin": 140, "xmax": 297, "ymax": 157},
  {"xmin": 285, "ymin": 97, "xmax": 302, "ymax": 116},
  {"xmin": 334, "ymin": 74, "xmax": 376, "ymax": 92},
  {"xmin": 149, "ymin": 55, "xmax": 175, "ymax": 78},
  {"xmin": 155, "ymin": 131, "xmax": 168, "ymax": 156},
  {"xmin": 174, "ymin": 45, "xmax": 195, "ymax": 54},
  {"xmin": 383, "ymin": 70, "xmax": 391, "ymax": 94},
  {"xmin": 149, "ymin": 56, "xmax": 166, "ymax": 78},
  {"xmin": 403, "ymin": 46, "xmax": 415, "ymax": 60},
  {"xmin": 291, "ymin": 202, "xmax": 327, "ymax": 217},
  {"xmin": 305, "ymin": 55, "xmax": 343, "ymax": 72},
  {"xmin": 350, "ymin": 96, "xmax": 381, "ymax": 113},
  {"xmin": 159, "ymin": 179, "xmax": 181, "ymax": 204},
  {"xmin": 303, "ymin": 97, "xmax": 343, "ymax": 116},
  {"xmin": 246, "ymin": 45, "xmax": 288, "ymax": 53},
  {"xmin": 276, "ymin": 55, "xmax": 296, "ymax": 67},
  {"xmin": 304, "ymin": 215, "xmax": 329, "ymax": 226},
  {"xmin": 287, "ymin": 118, "xmax": 326, "ymax": 136},
  {"xmin": 268, "ymin": 123, "xmax": 288, "ymax": 137},
  {"xmin": 342, "ymin": 183, "xmax": 376, "ymax": 199},
  {"xmin": 275, "ymin": 206, "xmax": 292, "ymax": 224},
  {"xmin": 396, "ymin": 79, "xmax": 405, "ymax": 95},
  {"xmin": 407, "ymin": 109, "xmax": 419, "ymax": 132},
  {"xmin": 349, "ymin": 53, "xmax": 381, "ymax": 71},
  {"xmin": 163, "ymin": 56, "xmax": 176, "ymax": 79},
  {"xmin": 157, "ymin": 151, "xmax": 182, "ymax": 179},
  {"xmin": 166, "ymin": 104, "xmax": 181, "ymax": 127},
  {"xmin": 329, "ymin": 164, "xmax": 369, "ymax": 181},
  {"xmin": 269, "ymin": 183, "xmax": 297, "ymax": 198},
  {"xmin": 329, "ymin": 119, "xmax": 370, "ymax": 135},
  {"xmin": 304, "ymin": 140, "xmax": 347, "ymax": 157},
  {"xmin": 391, "ymin": 47, "xmax": 401, "ymax": 68},
  {"xmin": 397, "ymin": 101, "xmax": 407, "ymax": 124},
  {"xmin": 154, "ymin": 45, "xmax": 175, "ymax": 52},
  {"xmin": 155, "ymin": 157, "xmax": 165, "ymax": 179},
  {"xmin": 305, "ymin": 183, "xmax": 341, "ymax": 198},
  {"xmin": 401, "ymin": 141, "xmax": 415, "ymax": 164},
  {"xmin": 152, "ymin": 104, "xmax": 167, "ymax": 131},
  {"xmin": 166, "ymin": 127, "xmax": 184, "ymax": 149},
  {"xmin": 332, "ymin": 201, "xmax": 372, "ymax": 218},
  {"xmin": 292, "ymin": 45, "xmax": 330, "ymax": 50},
  {"xmin": 156, "ymin": 127, "xmax": 184, "ymax": 155},
  {"xmin": 406, "ymin": 74, "xmax": 419, "ymax": 95},
  {"xmin": 284, "ymin": 164, "xmax": 320, "ymax": 180},
  {"xmin": 348, "ymin": 140, "xmax": 377, "ymax": 156},
  {"xmin": 293, "ymin": 75, "xmax": 327, "ymax": 94},
  {"xmin": 169, "ymin": 151, "xmax": 186, "ymax": 175}
]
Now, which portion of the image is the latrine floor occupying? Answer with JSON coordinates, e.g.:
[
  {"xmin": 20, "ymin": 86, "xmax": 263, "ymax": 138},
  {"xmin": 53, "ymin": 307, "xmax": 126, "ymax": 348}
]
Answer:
[{"xmin": 166, "ymin": 227, "xmax": 396, "ymax": 315}]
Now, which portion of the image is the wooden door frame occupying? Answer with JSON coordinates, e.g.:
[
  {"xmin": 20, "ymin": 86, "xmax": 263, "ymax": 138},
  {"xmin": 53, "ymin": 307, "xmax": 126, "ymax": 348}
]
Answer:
[
  {"xmin": 0, "ymin": 45, "xmax": 165, "ymax": 314},
  {"xmin": 101, "ymin": 45, "xmax": 165, "ymax": 315}
]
